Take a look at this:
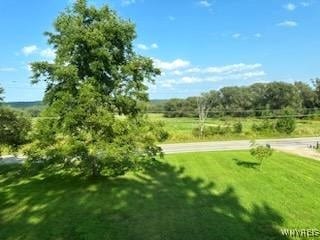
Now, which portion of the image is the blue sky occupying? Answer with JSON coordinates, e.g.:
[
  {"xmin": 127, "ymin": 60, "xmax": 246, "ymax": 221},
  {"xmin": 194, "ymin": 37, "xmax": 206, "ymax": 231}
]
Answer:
[{"xmin": 0, "ymin": 0, "xmax": 319, "ymax": 101}]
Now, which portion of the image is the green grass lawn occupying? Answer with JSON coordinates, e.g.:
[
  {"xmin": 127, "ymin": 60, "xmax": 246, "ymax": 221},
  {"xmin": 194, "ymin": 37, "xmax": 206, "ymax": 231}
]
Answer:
[
  {"xmin": 149, "ymin": 113, "xmax": 320, "ymax": 143},
  {"xmin": 1, "ymin": 151, "xmax": 319, "ymax": 240}
]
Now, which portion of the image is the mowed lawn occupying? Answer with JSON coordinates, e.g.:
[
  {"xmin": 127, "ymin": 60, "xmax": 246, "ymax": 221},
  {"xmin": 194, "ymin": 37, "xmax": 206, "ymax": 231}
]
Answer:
[{"xmin": 1, "ymin": 151, "xmax": 320, "ymax": 240}]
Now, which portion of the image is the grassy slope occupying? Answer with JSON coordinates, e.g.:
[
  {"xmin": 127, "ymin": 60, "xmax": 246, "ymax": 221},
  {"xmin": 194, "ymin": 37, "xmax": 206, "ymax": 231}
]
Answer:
[
  {"xmin": 1, "ymin": 151, "xmax": 319, "ymax": 240},
  {"xmin": 149, "ymin": 113, "xmax": 320, "ymax": 143}
]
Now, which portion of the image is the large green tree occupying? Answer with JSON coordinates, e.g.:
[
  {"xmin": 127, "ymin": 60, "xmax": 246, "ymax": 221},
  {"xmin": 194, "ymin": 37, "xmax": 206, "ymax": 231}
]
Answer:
[
  {"xmin": 294, "ymin": 81, "xmax": 316, "ymax": 110},
  {"xmin": 27, "ymin": 0, "xmax": 167, "ymax": 177},
  {"xmin": 219, "ymin": 86, "xmax": 253, "ymax": 116},
  {"xmin": 312, "ymin": 78, "xmax": 320, "ymax": 107},
  {"xmin": 264, "ymin": 82, "xmax": 302, "ymax": 110}
]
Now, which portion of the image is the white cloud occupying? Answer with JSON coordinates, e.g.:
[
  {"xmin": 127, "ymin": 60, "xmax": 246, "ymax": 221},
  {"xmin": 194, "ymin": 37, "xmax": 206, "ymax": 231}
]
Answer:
[
  {"xmin": 156, "ymin": 61, "xmax": 266, "ymax": 87},
  {"xmin": 137, "ymin": 43, "xmax": 159, "ymax": 50},
  {"xmin": 241, "ymin": 71, "xmax": 266, "ymax": 79},
  {"xmin": 283, "ymin": 3, "xmax": 296, "ymax": 11},
  {"xmin": 26, "ymin": 64, "xmax": 32, "ymax": 72},
  {"xmin": 231, "ymin": 33, "xmax": 262, "ymax": 40},
  {"xmin": 198, "ymin": 0, "xmax": 212, "ymax": 7},
  {"xmin": 181, "ymin": 76, "xmax": 202, "ymax": 84},
  {"xmin": 172, "ymin": 70, "xmax": 183, "ymax": 76},
  {"xmin": 277, "ymin": 20, "xmax": 298, "ymax": 27},
  {"xmin": 40, "ymin": 48, "xmax": 56, "ymax": 59},
  {"xmin": 232, "ymin": 33, "xmax": 241, "ymax": 39},
  {"xmin": 254, "ymin": 33, "xmax": 262, "ymax": 38},
  {"xmin": 186, "ymin": 67, "xmax": 201, "ymax": 73},
  {"xmin": 137, "ymin": 44, "xmax": 148, "ymax": 50},
  {"xmin": 151, "ymin": 43, "xmax": 159, "ymax": 49},
  {"xmin": 22, "ymin": 45, "xmax": 38, "ymax": 55},
  {"xmin": 160, "ymin": 79, "xmax": 176, "ymax": 88},
  {"xmin": 21, "ymin": 45, "xmax": 55, "ymax": 60},
  {"xmin": 154, "ymin": 58, "xmax": 191, "ymax": 71},
  {"xmin": 121, "ymin": 0, "xmax": 135, "ymax": 6},
  {"xmin": 205, "ymin": 63, "xmax": 262, "ymax": 74},
  {"xmin": 0, "ymin": 67, "xmax": 16, "ymax": 72},
  {"xmin": 300, "ymin": 1, "xmax": 311, "ymax": 7}
]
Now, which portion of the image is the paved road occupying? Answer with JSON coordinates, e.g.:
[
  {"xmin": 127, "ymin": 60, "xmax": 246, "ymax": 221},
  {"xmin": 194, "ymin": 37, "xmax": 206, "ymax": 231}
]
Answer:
[
  {"xmin": 1, "ymin": 137, "xmax": 320, "ymax": 164},
  {"xmin": 160, "ymin": 137, "xmax": 320, "ymax": 154},
  {"xmin": 0, "ymin": 155, "xmax": 26, "ymax": 165}
]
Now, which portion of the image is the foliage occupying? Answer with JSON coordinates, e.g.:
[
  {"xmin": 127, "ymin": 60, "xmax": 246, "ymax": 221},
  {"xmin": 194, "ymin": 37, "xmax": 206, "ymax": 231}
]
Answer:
[
  {"xmin": 164, "ymin": 98, "xmax": 187, "ymax": 118},
  {"xmin": 313, "ymin": 78, "xmax": 320, "ymax": 107},
  {"xmin": 25, "ymin": 107, "xmax": 43, "ymax": 117},
  {"xmin": 294, "ymin": 81, "xmax": 316, "ymax": 110},
  {"xmin": 219, "ymin": 86, "xmax": 253, "ymax": 117},
  {"xmin": 232, "ymin": 121, "xmax": 243, "ymax": 133},
  {"xmin": 159, "ymin": 80, "xmax": 320, "ymax": 118},
  {"xmin": 275, "ymin": 118, "xmax": 296, "ymax": 134},
  {"xmin": 0, "ymin": 107, "xmax": 31, "ymax": 149},
  {"xmin": 250, "ymin": 141, "xmax": 273, "ymax": 167},
  {"xmin": 275, "ymin": 109, "xmax": 296, "ymax": 134},
  {"xmin": 147, "ymin": 99, "xmax": 168, "ymax": 113},
  {"xmin": 263, "ymin": 82, "xmax": 302, "ymax": 110},
  {"xmin": 149, "ymin": 113, "xmax": 320, "ymax": 143},
  {"xmin": 251, "ymin": 119, "xmax": 275, "ymax": 133},
  {"xmin": 26, "ymin": 0, "xmax": 167, "ymax": 177},
  {"xmin": 164, "ymin": 97, "xmax": 197, "ymax": 118}
]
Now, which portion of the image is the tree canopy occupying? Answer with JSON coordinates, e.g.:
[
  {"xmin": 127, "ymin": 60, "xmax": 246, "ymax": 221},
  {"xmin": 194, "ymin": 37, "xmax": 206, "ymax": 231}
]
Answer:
[
  {"xmin": 26, "ymin": 0, "xmax": 167, "ymax": 177},
  {"xmin": 0, "ymin": 108, "xmax": 31, "ymax": 149},
  {"xmin": 160, "ymin": 81, "xmax": 318, "ymax": 118}
]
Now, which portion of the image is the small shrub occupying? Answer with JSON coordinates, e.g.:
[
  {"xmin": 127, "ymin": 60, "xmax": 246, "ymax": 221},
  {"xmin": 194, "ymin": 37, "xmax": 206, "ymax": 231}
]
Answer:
[
  {"xmin": 233, "ymin": 122, "xmax": 243, "ymax": 133},
  {"xmin": 192, "ymin": 127, "xmax": 202, "ymax": 137},
  {"xmin": 274, "ymin": 108, "xmax": 296, "ymax": 134},
  {"xmin": 275, "ymin": 117, "xmax": 296, "ymax": 134},
  {"xmin": 251, "ymin": 120, "xmax": 274, "ymax": 133},
  {"xmin": 0, "ymin": 108, "xmax": 31, "ymax": 149},
  {"xmin": 250, "ymin": 141, "xmax": 273, "ymax": 169}
]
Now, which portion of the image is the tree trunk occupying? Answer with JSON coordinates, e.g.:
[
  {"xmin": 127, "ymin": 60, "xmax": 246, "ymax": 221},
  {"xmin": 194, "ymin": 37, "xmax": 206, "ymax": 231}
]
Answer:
[
  {"xmin": 91, "ymin": 157, "xmax": 101, "ymax": 178},
  {"xmin": 199, "ymin": 121, "xmax": 205, "ymax": 138}
]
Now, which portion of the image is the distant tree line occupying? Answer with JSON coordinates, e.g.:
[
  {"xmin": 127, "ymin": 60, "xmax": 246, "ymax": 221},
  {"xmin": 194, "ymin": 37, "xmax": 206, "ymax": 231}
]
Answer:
[
  {"xmin": 154, "ymin": 80, "xmax": 320, "ymax": 118},
  {"xmin": 0, "ymin": 85, "xmax": 31, "ymax": 154}
]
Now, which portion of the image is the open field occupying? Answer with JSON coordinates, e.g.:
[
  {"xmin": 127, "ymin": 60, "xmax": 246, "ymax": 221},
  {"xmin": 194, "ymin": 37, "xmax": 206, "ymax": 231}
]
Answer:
[
  {"xmin": 1, "ymin": 151, "xmax": 319, "ymax": 240},
  {"xmin": 149, "ymin": 114, "xmax": 320, "ymax": 143}
]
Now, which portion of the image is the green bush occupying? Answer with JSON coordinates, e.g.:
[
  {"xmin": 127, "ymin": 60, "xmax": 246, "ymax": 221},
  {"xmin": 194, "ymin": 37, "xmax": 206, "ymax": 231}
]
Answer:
[
  {"xmin": 275, "ymin": 117, "xmax": 296, "ymax": 134},
  {"xmin": 250, "ymin": 142, "xmax": 273, "ymax": 168},
  {"xmin": 251, "ymin": 120, "xmax": 274, "ymax": 133},
  {"xmin": 233, "ymin": 122, "xmax": 243, "ymax": 133},
  {"xmin": 0, "ymin": 108, "xmax": 31, "ymax": 149},
  {"xmin": 192, "ymin": 127, "xmax": 201, "ymax": 137}
]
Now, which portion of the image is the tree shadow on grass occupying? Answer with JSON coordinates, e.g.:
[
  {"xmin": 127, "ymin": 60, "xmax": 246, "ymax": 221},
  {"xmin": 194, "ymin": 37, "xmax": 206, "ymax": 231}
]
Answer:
[
  {"xmin": 233, "ymin": 158, "xmax": 261, "ymax": 169},
  {"xmin": 0, "ymin": 161, "xmax": 288, "ymax": 240}
]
